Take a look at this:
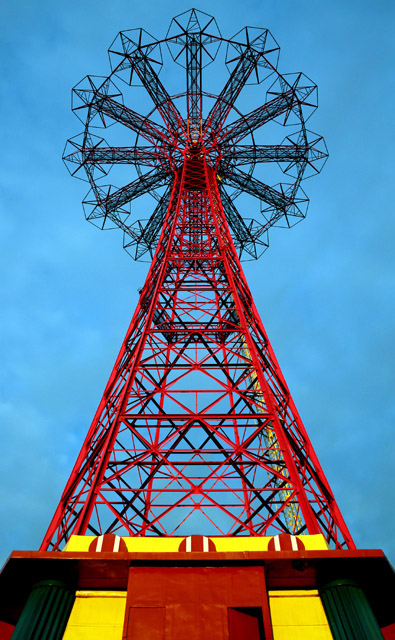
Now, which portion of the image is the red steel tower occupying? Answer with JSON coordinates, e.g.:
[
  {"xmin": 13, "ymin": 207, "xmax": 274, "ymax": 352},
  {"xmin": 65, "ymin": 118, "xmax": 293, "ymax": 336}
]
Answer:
[
  {"xmin": 3, "ymin": 12, "xmax": 395, "ymax": 640},
  {"xmin": 41, "ymin": 10, "xmax": 353, "ymax": 551}
]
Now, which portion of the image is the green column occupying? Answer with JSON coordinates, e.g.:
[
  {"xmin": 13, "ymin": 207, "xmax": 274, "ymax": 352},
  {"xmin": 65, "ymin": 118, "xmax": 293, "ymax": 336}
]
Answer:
[
  {"xmin": 319, "ymin": 578, "xmax": 384, "ymax": 640},
  {"xmin": 12, "ymin": 579, "xmax": 75, "ymax": 640}
]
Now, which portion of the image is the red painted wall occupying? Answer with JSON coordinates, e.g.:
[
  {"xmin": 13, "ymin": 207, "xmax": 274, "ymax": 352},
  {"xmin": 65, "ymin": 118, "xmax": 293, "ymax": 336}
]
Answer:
[
  {"xmin": 0, "ymin": 621, "xmax": 14, "ymax": 640},
  {"xmin": 382, "ymin": 623, "xmax": 395, "ymax": 639},
  {"xmin": 123, "ymin": 566, "xmax": 272, "ymax": 640}
]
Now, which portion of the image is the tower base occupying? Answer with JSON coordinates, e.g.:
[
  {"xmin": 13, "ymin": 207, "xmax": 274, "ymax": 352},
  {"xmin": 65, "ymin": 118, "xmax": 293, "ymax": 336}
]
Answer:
[{"xmin": 1, "ymin": 536, "xmax": 394, "ymax": 639}]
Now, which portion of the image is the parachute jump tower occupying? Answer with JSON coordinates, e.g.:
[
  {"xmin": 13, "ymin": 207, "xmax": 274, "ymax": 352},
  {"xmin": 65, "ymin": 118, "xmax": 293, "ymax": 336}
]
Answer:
[{"xmin": 1, "ymin": 10, "xmax": 394, "ymax": 640}]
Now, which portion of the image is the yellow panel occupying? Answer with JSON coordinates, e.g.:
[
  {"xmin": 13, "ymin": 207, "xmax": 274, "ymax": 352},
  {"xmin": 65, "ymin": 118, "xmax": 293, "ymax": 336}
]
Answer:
[
  {"xmin": 271, "ymin": 627, "xmax": 333, "ymax": 640},
  {"xmin": 269, "ymin": 590, "xmax": 333, "ymax": 639},
  {"xmin": 64, "ymin": 533, "xmax": 329, "ymax": 553},
  {"xmin": 64, "ymin": 535, "xmax": 182, "ymax": 552},
  {"xmin": 124, "ymin": 537, "xmax": 180, "ymax": 551},
  {"xmin": 213, "ymin": 534, "xmax": 328, "ymax": 552},
  {"xmin": 62, "ymin": 591, "xmax": 126, "ymax": 640}
]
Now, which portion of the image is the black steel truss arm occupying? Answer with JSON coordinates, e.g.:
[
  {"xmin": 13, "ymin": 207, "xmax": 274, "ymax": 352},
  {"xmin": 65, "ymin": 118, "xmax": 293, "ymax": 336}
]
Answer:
[
  {"xmin": 65, "ymin": 146, "xmax": 171, "ymax": 170},
  {"xmin": 221, "ymin": 167, "xmax": 290, "ymax": 212},
  {"xmin": 219, "ymin": 185, "xmax": 261, "ymax": 246},
  {"xmin": 203, "ymin": 45, "xmax": 272, "ymax": 139},
  {"xmin": 91, "ymin": 92, "xmax": 168, "ymax": 145},
  {"xmin": 91, "ymin": 169, "xmax": 172, "ymax": 218},
  {"xmin": 229, "ymin": 144, "xmax": 311, "ymax": 166},
  {"xmin": 217, "ymin": 90, "xmax": 296, "ymax": 148},
  {"xmin": 131, "ymin": 50, "xmax": 187, "ymax": 139}
]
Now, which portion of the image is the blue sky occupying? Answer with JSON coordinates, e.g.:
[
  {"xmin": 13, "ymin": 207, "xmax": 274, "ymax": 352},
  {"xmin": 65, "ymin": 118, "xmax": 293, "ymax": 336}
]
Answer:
[{"xmin": 0, "ymin": 0, "xmax": 394, "ymax": 565}]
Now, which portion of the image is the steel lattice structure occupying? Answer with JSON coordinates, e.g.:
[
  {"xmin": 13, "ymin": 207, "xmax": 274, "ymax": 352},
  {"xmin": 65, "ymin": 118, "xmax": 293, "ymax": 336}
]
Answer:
[{"xmin": 42, "ymin": 10, "xmax": 354, "ymax": 551}]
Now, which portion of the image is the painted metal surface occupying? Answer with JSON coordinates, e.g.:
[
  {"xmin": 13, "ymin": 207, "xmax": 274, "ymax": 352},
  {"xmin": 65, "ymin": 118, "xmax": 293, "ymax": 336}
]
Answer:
[
  {"xmin": 62, "ymin": 591, "xmax": 126, "ymax": 640},
  {"xmin": 42, "ymin": 10, "xmax": 351, "ymax": 551},
  {"xmin": 64, "ymin": 533, "xmax": 330, "ymax": 552},
  {"xmin": 319, "ymin": 579, "xmax": 384, "ymax": 640},
  {"xmin": 228, "ymin": 608, "xmax": 264, "ymax": 640},
  {"xmin": 63, "ymin": 10, "xmax": 328, "ymax": 263},
  {"xmin": 11, "ymin": 580, "xmax": 74, "ymax": 640},
  {"xmin": 269, "ymin": 589, "xmax": 333, "ymax": 639},
  {"xmin": 42, "ymin": 154, "xmax": 352, "ymax": 549},
  {"xmin": 88, "ymin": 534, "xmax": 128, "ymax": 553},
  {"xmin": 1, "ymin": 549, "xmax": 393, "ymax": 634},
  {"xmin": 123, "ymin": 565, "xmax": 272, "ymax": 639}
]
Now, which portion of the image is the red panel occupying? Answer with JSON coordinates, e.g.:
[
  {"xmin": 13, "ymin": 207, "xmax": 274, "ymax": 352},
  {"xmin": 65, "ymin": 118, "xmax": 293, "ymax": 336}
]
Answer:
[
  {"xmin": 0, "ymin": 622, "xmax": 14, "ymax": 640},
  {"xmin": 123, "ymin": 566, "xmax": 273, "ymax": 640},
  {"xmin": 126, "ymin": 566, "xmax": 267, "ymax": 605},
  {"xmin": 200, "ymin": 604, "xmax": 228, "ymax": 640},
  {"xmin": 166, "ymin": 605, "xmax": 199, "ymax": 640},
  {"xmin": 382, "ymin": 623, "xmax": 395, "ymax": 640},
  {"xmin": 228, "ymin": 608, "xmax": 263, "ymax": 640},
  {"xmin": 125, "ymin": 607, "xmax": 165, "ymax": 640}
]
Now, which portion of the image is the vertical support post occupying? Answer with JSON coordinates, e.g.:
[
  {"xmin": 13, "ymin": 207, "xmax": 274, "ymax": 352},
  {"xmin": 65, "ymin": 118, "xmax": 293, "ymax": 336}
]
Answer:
[
  {"xmin": 12, "ymin": 579, "xmax": 75, "ymax": 640},
  {"xmin": 319, "ymin": 579, "xmax": 384, "ymax": 640}
]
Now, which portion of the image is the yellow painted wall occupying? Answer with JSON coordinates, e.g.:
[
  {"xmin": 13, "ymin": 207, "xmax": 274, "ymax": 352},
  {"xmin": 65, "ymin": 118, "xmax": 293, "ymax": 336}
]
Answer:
[
  {"xmin": 269, "ymin": 590, "xmax": 333, "ymax": 639},
  {"xmin": 61, "ymin": 586, "xmax": 333, "ymax": 639},
  {"xmin": 62, "ymin": 591, "xmax": 126, "ymax": 640},
  {"xmin": 64, "ymin": 533, "xmax": 329, "ymax": 553}
]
